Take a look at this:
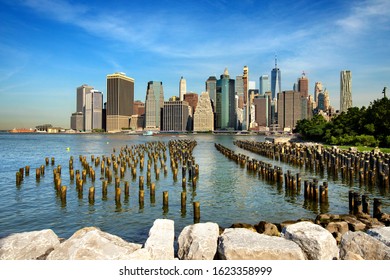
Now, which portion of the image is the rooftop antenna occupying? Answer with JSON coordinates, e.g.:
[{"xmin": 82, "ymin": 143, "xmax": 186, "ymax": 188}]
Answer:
[
  {"xmin": 383, "ymin": 87, "xmax": 387, "ymax": 98},
  {"xmin": 275, "ymin": 54, "xmax": 278, "ymax": 69}
]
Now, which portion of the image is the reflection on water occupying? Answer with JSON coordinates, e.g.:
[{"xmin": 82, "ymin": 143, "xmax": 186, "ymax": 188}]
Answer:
[{"xmin": 0, "ymin": 133, "xmax": 389, "ymax": 243}]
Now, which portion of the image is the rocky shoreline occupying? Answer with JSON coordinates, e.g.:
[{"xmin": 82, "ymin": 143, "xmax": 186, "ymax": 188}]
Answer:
[{"xmin": 1, "ymin": 212, "xmax": 390, "ymax": 260}]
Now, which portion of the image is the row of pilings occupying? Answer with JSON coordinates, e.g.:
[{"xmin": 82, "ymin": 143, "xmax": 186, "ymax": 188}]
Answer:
[
  {"xmin": 233, "ymin": 140, "xmax": 390, "ymax": 190},
  {"xmin": 214, "ymin": 143, "xmax": 329, "ymax": 209},
  {"xmin": 15, "ymin": 140, "xmax": 201, "ymax": 222}
]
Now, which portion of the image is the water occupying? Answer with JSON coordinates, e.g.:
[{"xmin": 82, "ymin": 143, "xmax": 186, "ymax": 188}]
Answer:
[{"xmin": 1, "ymin": 132, "xmax": 389, "ymax": 245}]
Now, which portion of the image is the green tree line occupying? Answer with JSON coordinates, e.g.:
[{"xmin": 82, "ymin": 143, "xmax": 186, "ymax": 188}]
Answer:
[{"xmin": 294, "ymin": 96, "xmax": 390, "ymax": 147}]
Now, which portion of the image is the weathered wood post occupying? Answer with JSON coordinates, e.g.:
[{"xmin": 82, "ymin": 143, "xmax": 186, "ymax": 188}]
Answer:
[
  {"xmin": 150, "ymin": 183, "xmax": 155, "ymax": 204},
  {"xmin": 124, "ymin": 181, "xmax": 130, "ymax": 199},
  {"xmin": 102, "ymin": 180, "xmax": 108, "ymax": 199},
  {"xmin": 60, "ymin": 186, "xmax": 67, "ymax": 202},
  {"xmin": 89, "ymin": 186, "xmax": 95, "ymax": 204},
  {"xmin": 193, "ymin": 201, "xmax": 200, "ymax": 223},
  {"xmin": 181, "ymin": 191, "xmax": 186, "ymax": 214},
  {"xmin": 115, "ymin": 187, "xmax": 121, "ymax": 202},
  {"xmin": 362, "ymin": 194, "xmax": 370, "ymax": 215},
  {"xmin": 373, "ymin": 198, "xmax": 382, "ymax": 219}
]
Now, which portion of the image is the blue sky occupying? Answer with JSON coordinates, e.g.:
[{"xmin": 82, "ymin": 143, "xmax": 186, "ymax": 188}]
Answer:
[{"xmin": 1, "ymin": 0, "xmax": 389, "ymax": 129}]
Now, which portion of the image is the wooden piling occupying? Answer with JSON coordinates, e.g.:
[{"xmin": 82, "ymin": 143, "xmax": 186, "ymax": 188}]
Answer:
[
  {"xmin": 150, "ymin": 183, "xmax": 155, "ymax": 204},
  {"xmin": 102, "ymin": 180, "xmax": 108, "ymax": 199},
  {"xmin": 181, "ymin": 191, "xmax": 186, "ymax": 213},
  {"xmin": 124, "ymin": 181, "xmax": 129, "ymax": 198},
  {"xmin": 139, "ymin": 175, "xmax": 144, "ymax": 190},
  {"xmin": 89, "ymin": 187, "xmax": 95, "ymax": 204},
  {"xmin": 115, "ymin": 187, "xmax": 121, "ymax": 202},
  {"xmin": 25, "ymin": 166, "xmax": 30, "ymax": 176},
  {"xmin": 362, "ymin": 194, "xmax": 370, "ymax": 214},
  {"xmin": 193, "ymin": 201, "xmax": 200, "ymax": 223},
  {"xmin": 60, "ymin": 186, "xmax": 67, "ymax": 201},
  {"xmin": 163, "ymin": 191, "xmax": 169, "ymax": 208},
  {"xmin": 373, "ymin": 198, "xmax": 382, "ymax": 219},
  {"xmin": 36, "ymin": 168, "xmax": 41, "ymax": 180}
]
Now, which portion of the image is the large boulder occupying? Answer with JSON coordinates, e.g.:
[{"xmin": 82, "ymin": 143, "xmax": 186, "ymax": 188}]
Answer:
[
  {"xmin": 217, "ymin": 228, "xmax": 305, "ymax": 260},
  {"xmin": 339, "ymin": 231, "xmax": 390, "ymax": 260},
  {"xmin": 255, "ymin": 221, "xmax": 280, "ymax": 237},
  {"xmin": 46, "ymin": 227, "xmax": 142, "ymax": 260},
  {"xmin": 282, "ymin": 221, "xmax": 339, "ymax": 260},
  {"xmin": 0, "ymin": 229, "xmax": 60, "ymax": 260},
  {"xmin": 178, "ymin": 222, "xmax": 219, "ymax": 260},
  {"xmin": 367, "ymin": 227, "xmax": 390, "ymax": 247},
  {"xmin": 144, "ymin": 219, "xmax": 175, "ymax": 260}
]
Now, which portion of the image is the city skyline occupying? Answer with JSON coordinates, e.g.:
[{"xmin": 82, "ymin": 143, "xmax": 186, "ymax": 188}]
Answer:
[{"xmin": 1, "ymin": 0, "xmax": 389, "ymax": 129}]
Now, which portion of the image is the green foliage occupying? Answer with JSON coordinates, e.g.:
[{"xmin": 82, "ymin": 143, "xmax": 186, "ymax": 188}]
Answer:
[{"xmin": 295, "ymin": 96, "xmax": 390, "ymax": 148}]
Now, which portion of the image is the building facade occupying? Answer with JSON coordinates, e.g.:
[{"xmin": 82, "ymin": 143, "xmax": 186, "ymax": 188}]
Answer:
[
  {"xmin": 106, "ymin": 72, "xmax": 134, "ymax": 132},
  {"xmin": 206, "ymin": 76, "xmax": 217, "ymax": 103},
  {"xmin": 298, "ymin": 72, "xmax": 309, "ymax": 98},
  {"xmin": 85, "ymin": 90, "xmax": 103, "ymax": 131},
  {"xmin": 161, "ymin": 101, "xmax": 189, "ymax": 131},
  {"xmin": 253, "ymin": 94, "xmax": 269, "ymax": 128},
  {"xmin": 271, "ymin": 57, "xmax": 281, "ymax": 100},
  {"xmin": 216, "ymin": 68, "xmax": 236, "ymax": 129},
  {"xmin": 193, "ymin": 92, "xmax": 214, "ymax": 132},
  {"xmin": 277, "ymin": 90, "xmax": 304, "ymax": 131},
  {"xmin": 259, "ymin": 75, "xmax": 270, "ymax": 95},
  {"xmin": 179, "ymin": 76, "xmax": 186, "ymax": 101},
  {"xmin": 340, "ymin": 70, "xmax": 352, "ymax": 113},
  {"xmin": 145, "ymin": 81, "xmax": 164, "ymax": 130}
]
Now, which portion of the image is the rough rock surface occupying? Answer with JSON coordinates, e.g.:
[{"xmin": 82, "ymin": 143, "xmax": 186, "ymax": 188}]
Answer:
[
  {"xmin": 217, "ymin": 228, "xmax": 305, "ymax": 260},
  {"xmin": 0, "ymin": 229, "xmax": 60, "ymax": 260},
  {"xmin": 367, "ymin": 227, "xmax": 390, "ymax": 247},
  {"xmin": 339, "ymin": 231, "xmax": 390, "ymax": 260},
  {"xmin": 178, "ymin": 222, "xmax": 219, "ymax": 260},
  {"xmin": 144, "ymin": 219, "xmax": 175, "ymax": 260},
  {"xmin": 255, "ymin": 221, "xmax": 280, "ymax": 237},
  {"xmin": 282, "ymin": 221, "xmax": 339, "ymax": 260},
  {"xmin": 46, "ymin": 227, "xmax": 142, "ymax": 260}
]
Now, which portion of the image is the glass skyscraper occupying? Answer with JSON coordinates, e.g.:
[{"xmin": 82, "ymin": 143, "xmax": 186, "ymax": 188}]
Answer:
[
  {"xmin": 145, "ymin": 81, "xmax": 164, "ymax": 129},
  {"xmin": 216, "ymin": 68, "xmax": 236, "ymax": 129},
  {"xmin": 271, "ymin": 57, "xmax": 281, "ymax": 100}
]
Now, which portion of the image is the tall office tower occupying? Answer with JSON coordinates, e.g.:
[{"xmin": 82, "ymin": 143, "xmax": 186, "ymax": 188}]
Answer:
[
  {"xmin": 317, "ymin": 92, "xmax": 325, "ymax": 111},
  {"xmin": 271, "ymin": 56, "xmax": 281, "ymax": 100},
  {"xmin": 235, "ymin": 75, "xmax": 244, "ymax": 109},
  {"xmin": 106, "ymin": 72, "xmax": 134, "ymax": 132},
  {"xmin": 259, "ymin": 75, "xmax": 270, "ymax": 95},
  {"xmin": 85, "ymin": 90, "xmax": 103, "ymax": 132},
  {"xmin": 298, "ymin": 72, "xmax": 309, "ymax": 98},
  {"xmin": 323, "ymin": 89, "xmax": 330, "ymax": 110},
  {"xmin": 77, "ymin": 84, "xmax": 94, "ymax": 113},
  {"xmin": 145, "ymin": 81, "xmax": 164, "ymax": 129},
  {"xmin": 184, "ymin": 92, "xmax": 198, "ymax": 115},
  {"xmin": 314, "ymin": 82, "xmax": 323, "ymax": 103},
  {"xmin": 216, "ymin": 68, "xmax": 236, "ymax": 129},
  {"xmin": 206, "ymin": 76, "xmax": 217, "ymax": 103},
  {"xmin": 340, "ymin": 70, "xmax": 352, "ymax": 112},
  {"xmin": 179, "ymin": 76, "xmax": 186, "ymax": 101},
  {"xmin": 161, "ymin": 100, "xmax": 189, "ymax": 131},
  {"xmin": 277, "ymin": 90, "xmax": 304, "ymax": 131},
  {"xmin": 243, "ymin": 66, "xmax": 250, "ymax": 130},
  {"xmin": 70, "ymin": 112, "xmax": 83, "ymax": 131},
  {"xmin": 193, "ymin": 91, "xmax": 214, "ymax": 132},
  {"xmin": 133, "ymin": 100, "xmax": 145, "ymax": 116},
  {"xmin": 253, "ymin": 94, "xmax": 269, "ymax": 128}
]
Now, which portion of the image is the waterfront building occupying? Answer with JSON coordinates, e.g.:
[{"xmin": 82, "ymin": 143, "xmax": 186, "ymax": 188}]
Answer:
[
  {"xmin": 133, "ymin": 100, "xmax": 145, "ymax": 116},
  {"xmin": 216, "ymin": 68, "xmax": 236, "ymax": 129},
  {"xmin": 84, "ymin": 90, "xmax": 103, "ymax": 132},
  {"xmin": 235, "ymin": 75, "xmax": 244, "ymax": 109},
  {"xmin": 161, "ymin": 100, "xmax": 189, "ymax": 131},
  {"xmin": 145, "ymin": 81, "xmax": 164, "ymax": 130},
  {"xmin": 106, "ymin": 72, "xmax": 134, "ymax": 132},
  {"xmin": 271, "ymin": 57, "xmax": 281, "ymax": 100},
  {"xmin": 70, "ymin": 112, "xmax": 83, "ymax": 131},
  {"xmin": 205, "ymin": 76, "xmax": 217, "ymax": 103},
  {"xmin": 259, "ymin": 75, "xmax": 270, "ymax": 95},
  {"xmin": 277, "ymin": 90, "xmax": 304, "ymax": 131},
  {"xmin": 253, "ymin": 94, "xmax": 269, "ymax": 128},
  {"xmin": 129, "ymin": 115, "xmax": 144, "ymax": 131},
  {"xmin": 340, "ymin": 70, "xmax": 352, "ymax": 112},
  {"xmin": 184, "ymin": 92, "xmax": 198, "ymax": 115},
  {"xmin": 179, "ymin": 76, "xmax": 186, "ymax": 101},
  {"xmin": 193, "ymin": 91, "xmax": 214, "ymax": 131},
  {"xmin": 77, "ymin": 84, "xmax": 94, "ymax": 113}
]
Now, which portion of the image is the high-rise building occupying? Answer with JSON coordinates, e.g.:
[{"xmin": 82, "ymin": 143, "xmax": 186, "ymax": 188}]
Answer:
[
  {"xmin": 277, "ymin": 90, "xmax": 304, "ymax": 131},
  {"xmin": 133, "ymin": 100, "xmax": 145, "ymax": 116},
  {"xmin": 85, "ymin": 90, "xmax": 103, "ymax": 132},
  {"xmin": 106, "ymin": 72, "xmax": 134, "ymax": 132},
  {"xmin": 216, "ymin": 68, "xmax": 236, "ymax": 129},
  {"xmin": 259, "ymin": 75, "xmax": 270, "ymax": 95},
  {"xmin": 253, "ymin": 94, "xmax": 269, "ymax": 128},
  {"xmin": 161, "ymin": 101, "xmax": 189, "ymax": 131},
  {"xmin": 206, "ymin": 76, "xmax": 217, "ymax": 103},
  {"xmin": 145, "ymin": 81, "xmax": 164, "ymax": 129},
  {"xmin": 70, "ymin": 112, "xmax": 83, "ymax": 131},
  {"xmin": 179, "ymin": 76, "xmax": 186, "ymax": 101},
  {"xmin": 271, "ymin": 57, "xmax": 281, "ymax": 100},
  {"xmin": 76, "ymin": 84, "xmax": 94, "ymax": 113},
  {"xmin": 193, "ymin": 92, "xmax": 214, "ymax": 132},
  {"xmin": 184, "ymin": 92, "xmax": 198, "ymax": 115},
  {"xmin": 324, "ymin": 89, "xmax": 330, "ymax": 110},
  {"xmin": 235, "ymin": 75, "xmax": 244, "ymax": 109},
  {"xmin": 340, "ymin": 70, "xmax": 352, "ymax": 112},
  {"xmin": 314, "ymin": 82, "xmax": 323, "ymax": 103},
  {"xmin": 298, "ymin": 72, "xmax": 309, "ymax": 98},
  {"xmin": 243, "ymin": 66, "xmax": 250, "ymax": 130}
]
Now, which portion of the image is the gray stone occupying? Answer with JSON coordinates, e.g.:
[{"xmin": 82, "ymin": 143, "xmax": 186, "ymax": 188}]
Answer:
[
  {"xmin": 367, "ymin": 227, "xmax": 390, "ymax": 247},
  {"xmin": 326, "ymin": 221, "xmax": 349, "ymax": 236},
  {"xmin": 255, "ymin": 221, "xmax": 280, "ymax": 237},
  {"xmin": 339, "ymin": 231, "xmax": 390, "ymax": 260},
  {"xmin": 217, "ymin": 228, "xmax": 305, "ymax": 260},
  {"xmin": 178, "ymin": 222, "xmax": 219, "ymax": 260},
  {"xmin": 0, "ymin": 229, "xmax": 60, "ymax": 260},
  {"xmin": 282, "ymin": 221, "xmax": 339, "ymax": 260},
  {"xmin": 144, "ymin": 219, "xmax": 175, "ymax": 260},
  {"xmin": 46, "ymin": 227, "xmax": 142, "ymax": 260}
]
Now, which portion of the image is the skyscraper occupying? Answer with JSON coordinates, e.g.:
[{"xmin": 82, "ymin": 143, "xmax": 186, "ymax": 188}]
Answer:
[
  {"xmin": 145, "ymin": 81, "xmax": 164, "ymax": 129},
  {"xmin": 77, "ymin": 84, "xmax": 94, "ymax": 113},
  {"xmin": 271, "ymin": 56, "xmax": 281, "ymax": 100},
  {"xmin": 314, "ymin": 82, "xmax": 323, "ymax": 103},
  {"xmin": 193, "ymin": 92, "xmax": 214, "ymax": 132},
  {"xmin": 340, "ymin": 70, "xmax": 352, "ymax": 113},
  {"xmin": 85, "ymin": 90, "xmax": 103, "ymax": 132},
  {"xmin": 235, "ymin": 75, "xmax": 244, "ymax": 109},
  {"xmin": 243, "ymin": 66, "xmax": 250, "ymax": 130},
  {"xmin": 161, "ymin": 100, "xmax": 189, "ymax": 131},
  {"xmin": 298, "ymin": 72, "xmax": 308, "ymax": 98},
  {"xmin": 206, "ymin": 76, "xmax": 217, "ymax": 103},
  {"xmin": 216, "ymin": 68, "xmax": 236, "ymax": 129},
  {"xmin": 259, "ymin": 75, "xmax": 270, "ymax": 95},
  {"xmin": 277, "ymin": 90, "xmax": 304, "ymax": 131},
  {"xmin": 106, "ymin": 72, "xmax": 134, "ymax": 132},
  {"xmin": 179, "ymin": 76, "xmax": 186, "ymax": 101}
]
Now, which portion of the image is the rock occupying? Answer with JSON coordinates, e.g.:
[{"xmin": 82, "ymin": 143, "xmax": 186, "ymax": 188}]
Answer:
[
  {"xmin": 367, "ymin": 227, "xmax": 390, "ymax": 247},
  {"xmin": 282, "ymin": 221, "xmax": 339, "ymax": 260},
  {"xmin": 0, "ymin": 229, "xmax": 60, "ymax": 260},
  {"xmin": 277, "ymin": 220, "xmax": 298, "ymax": 232},
  {"xmin": 230, "ymin": 223, "xmax": 257, "ymax": 232},
  {"xmin": 340, "ymin": 215, "xmax": 366, "ymax": 231},
  {"xmin": 178, "ymin": 222, "xmax": 219, "ymax": 260},
  {"xmin": 326, "ymin": 221, "xmax": 349, "ymax": 235},
  {"xmin": 127, "ymin": 248, "xmax": 152, "ymax": 260},
  {"xmin": 217, "ymin": 228, "xmax": 305, "ymax": 260},
  {"xmin": 46, "ymin": 227, "xmax": 141, "ymax": 260},
  {"xmin": 144, "ymin": 219, "xmax": 174, "ymax": 260},
  {"xmin": 339, "ymin": 231, "xmax": 390, "ymax": 260},
  {"xmin": 255, "ymin": 221, "xmax": 280, "ymax": 237}
]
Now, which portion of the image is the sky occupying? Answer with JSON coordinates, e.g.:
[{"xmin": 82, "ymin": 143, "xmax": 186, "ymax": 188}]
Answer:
[{"xmin": 0, "ymin": 0, "xmax": 389, "ymax": 130}]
